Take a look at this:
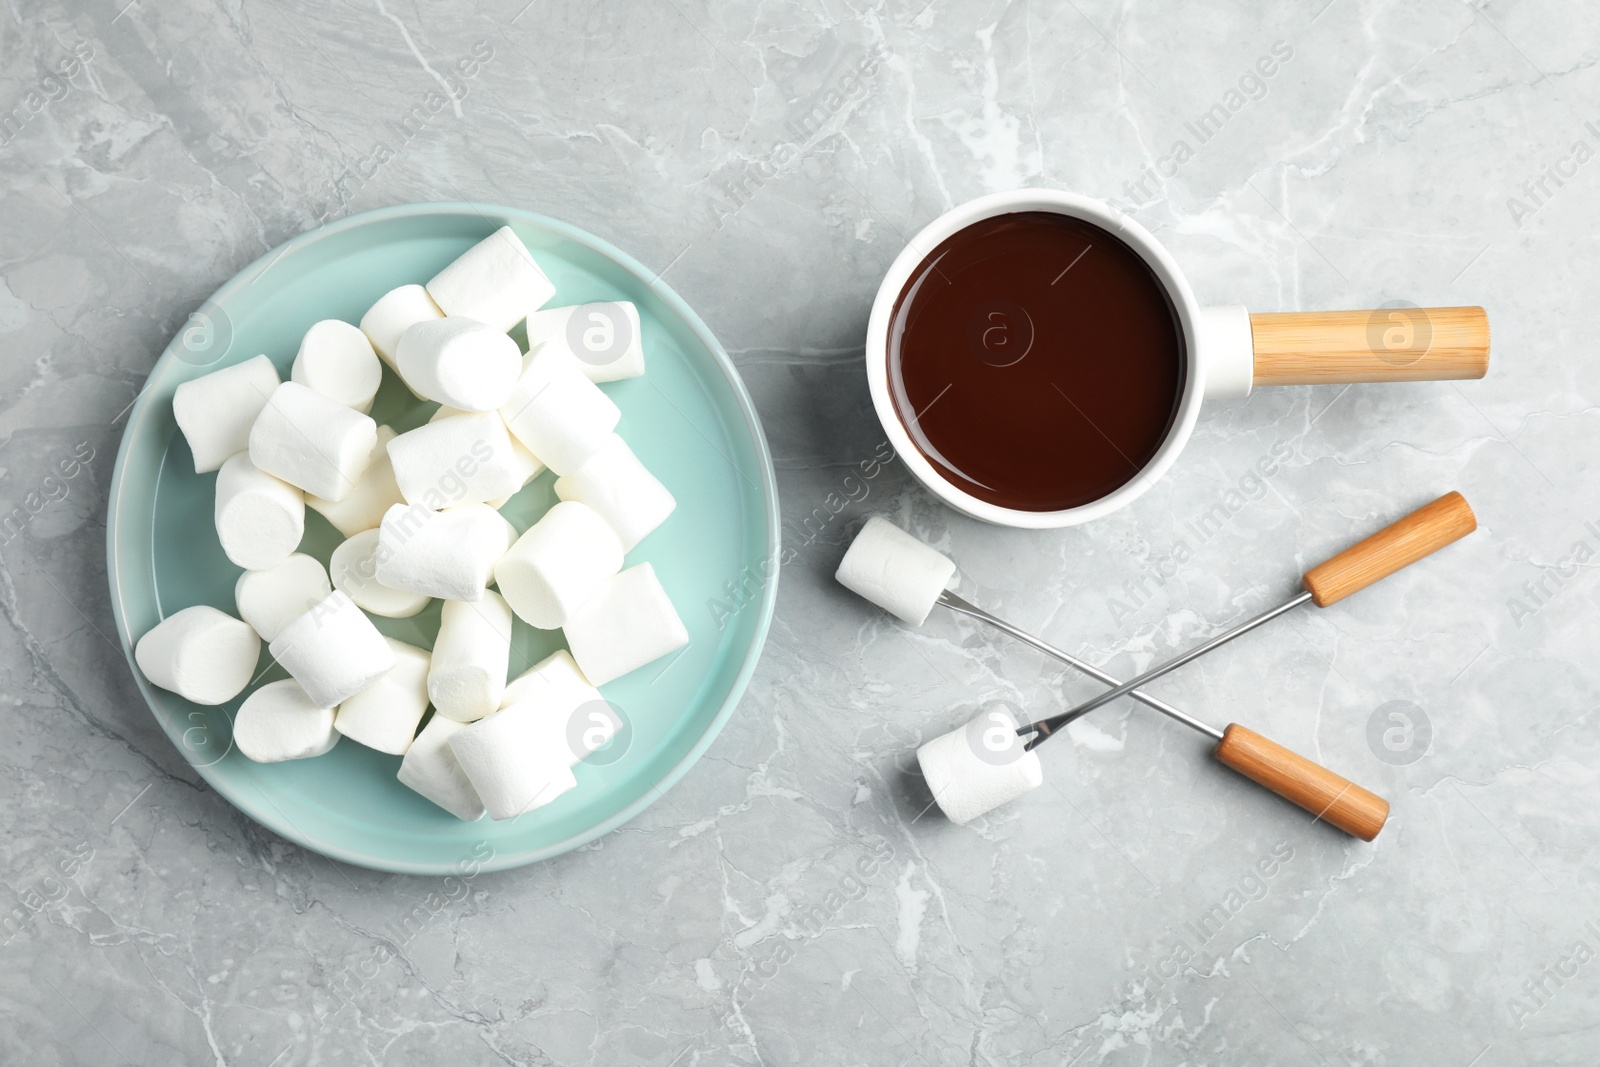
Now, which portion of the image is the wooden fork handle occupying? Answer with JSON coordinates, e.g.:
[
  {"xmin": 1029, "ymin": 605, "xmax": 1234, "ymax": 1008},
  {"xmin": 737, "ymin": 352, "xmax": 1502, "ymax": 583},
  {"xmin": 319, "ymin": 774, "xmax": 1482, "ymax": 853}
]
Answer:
[{"xmin": 1214, "ymin": 724, "xmax": 1390, "ymax": 841}]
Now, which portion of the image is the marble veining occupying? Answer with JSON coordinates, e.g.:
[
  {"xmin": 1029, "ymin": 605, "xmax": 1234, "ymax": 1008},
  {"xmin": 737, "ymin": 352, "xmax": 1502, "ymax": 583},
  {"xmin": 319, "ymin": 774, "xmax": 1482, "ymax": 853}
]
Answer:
[{"xmin": 1, "ymin": 0, "xmax": 1597, "ymax": 1063}]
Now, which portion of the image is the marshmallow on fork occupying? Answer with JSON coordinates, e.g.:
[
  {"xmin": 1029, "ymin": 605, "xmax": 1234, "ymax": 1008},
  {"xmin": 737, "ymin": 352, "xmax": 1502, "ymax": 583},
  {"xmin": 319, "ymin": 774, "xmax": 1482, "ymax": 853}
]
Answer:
[
  {"xmin": 562, "ymin": 562, "xmax": 687, "ymax": 686},
  {"xmin": 291, "ymin": 319, "xmax": 382, "ymax": 413},
  {"xmin": 425, "ymin": 225, "xmax": 556, "ymax": 332},
  {"xmin": 916, "ymin": 704, "xmax": 1044, "ymax": 826},
  {"xmin": 499, "ymin": 349, "xmax": 620, "ymax": 476},
  {"xmin": 398, "ymin": 715, "xmax": 486, "ymax": 821},
  {"xmin": 234, "ymin": 553, "xmax": 331, "ymax": 641},
  {"xmin": 359, "ymin": 284, "xmax": 442, "ymax": 370},
  {"xmin": 374, "ymin": 502, "xmax": 516, "ymax": 602},
  {"xmin": 329, "ymin": 528, "xmax": 430, "ymax": 618},
  {"xmin": 248, "ymin": 381, "xmax": 377, "ymax": 501},
  {"xmin": 525, "ymin": 301, "xmax": 645, "ymax": 383},
  {"xmin": 834, "ymin": 516, "xmax": 956, "ymax": 626},
  {"xmin": 306, "ymin": 425, "xmax": 405, "ymax": 537},
  {"xmin": 835, "ymin": 518, "xmax": 1043, "ymax": 826},
  {"xmin": 214, "ymin": 452, "xmax": 305, "ymax": 571},
  {"xmin": 388, "ymin": 411, "xmax": 527, "ymax": 508},
  {"xmin": 268, "ymin": 591, "xmax": 396, "ymax": 707},
  {"xmin": 233, "ymin": 679, "xmax": 340, "ymax": 763},
  {"xmin": 172, "ymin": 354, "xmax": 280, "ymax": 473},
  {"xmin": 553, "ymin": 434, "xmax": 674, "ymax": 552},
  {"xmin": 494, "ymin": 500, "xmax": 622, "ymax": 629},
  {"xmin": 134, "ymin": 605, "xmax": 261, "ymax": 706},
  {"xmin": 447, "ymin": 703, "xmax": 577, "ymax": 821},
  {"xmin": 395, "ymin": 317, "xmax": 522, "ymax": 412},
  {"xmin": 428, "ymin": 592, "xmax": 513, "ymax": 722},
  {"xmin": 335, "ymin": 638, "xmax": 431, "ymax": 755}
]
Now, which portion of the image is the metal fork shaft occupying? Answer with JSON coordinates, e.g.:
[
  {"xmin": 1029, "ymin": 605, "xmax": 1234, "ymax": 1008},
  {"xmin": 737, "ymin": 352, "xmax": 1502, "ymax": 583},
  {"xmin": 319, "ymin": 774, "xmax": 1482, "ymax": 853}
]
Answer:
[
  {"xmin": 935, "ymin": 590, "xmax": 1225, "ymax": 742},
  {"xmin": 1019, "ymin": 590, "xmax": 1315, "ymax": 749}
]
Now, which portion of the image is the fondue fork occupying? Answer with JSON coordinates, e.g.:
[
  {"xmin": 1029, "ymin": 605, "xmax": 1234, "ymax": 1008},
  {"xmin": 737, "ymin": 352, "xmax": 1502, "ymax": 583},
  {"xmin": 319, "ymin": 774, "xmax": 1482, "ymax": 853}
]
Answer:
[
  {"xmin": 935, "ymin": 588, "xmax": 1397, "ymax": 840},
  {"xmin": 949, "ymin": 493, "xmax": 1471, "ymax": 838},
  {"xmin": 836, "ymin": 494, "xmax": 1473, "ymax": 839},
  {"xmin": 1019, "ymin": 492, "xmax": 1474, "ymax": 747},
  {"xmin": 1005, "ymin": 492, "xmax": 1475, "ymax": 838}
]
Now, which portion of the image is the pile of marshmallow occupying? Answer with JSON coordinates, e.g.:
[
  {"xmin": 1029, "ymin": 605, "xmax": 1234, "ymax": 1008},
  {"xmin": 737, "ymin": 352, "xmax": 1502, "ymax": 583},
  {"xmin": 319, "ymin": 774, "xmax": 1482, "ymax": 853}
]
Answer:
[{"xmin": 133, "ymin": 226, "xmax": 687, "ymax": 822}]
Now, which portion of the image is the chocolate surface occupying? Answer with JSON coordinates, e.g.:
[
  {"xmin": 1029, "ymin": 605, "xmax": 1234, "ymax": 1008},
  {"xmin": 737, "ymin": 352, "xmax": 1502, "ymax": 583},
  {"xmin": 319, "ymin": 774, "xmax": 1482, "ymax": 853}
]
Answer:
[{"xmin": 887, "ymin": 211, "xmax": 1186, "ymax": 511}]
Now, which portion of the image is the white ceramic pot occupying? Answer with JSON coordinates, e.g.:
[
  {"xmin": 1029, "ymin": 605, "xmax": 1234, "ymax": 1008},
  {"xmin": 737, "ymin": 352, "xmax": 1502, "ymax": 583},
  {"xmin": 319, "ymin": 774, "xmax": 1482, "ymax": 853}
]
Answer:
[{"xmin": 865, "ymin": 189, "xmax": 1489, "ymax": 529}]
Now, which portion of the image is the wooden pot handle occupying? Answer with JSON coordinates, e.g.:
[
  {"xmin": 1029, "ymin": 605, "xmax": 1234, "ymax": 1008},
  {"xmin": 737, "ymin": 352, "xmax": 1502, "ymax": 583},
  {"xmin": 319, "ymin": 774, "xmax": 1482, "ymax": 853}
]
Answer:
[
  {"xmin": 1251, "ymin": 306, "xmax": 1489, "ymax": 385},
  {"xmin": 1213, "ymin": 724, "xmax": 1390, "ymax": 840},
  {"xmin": 1300, "ymin": 491, "xmax": 1476, "ymax": 607}
]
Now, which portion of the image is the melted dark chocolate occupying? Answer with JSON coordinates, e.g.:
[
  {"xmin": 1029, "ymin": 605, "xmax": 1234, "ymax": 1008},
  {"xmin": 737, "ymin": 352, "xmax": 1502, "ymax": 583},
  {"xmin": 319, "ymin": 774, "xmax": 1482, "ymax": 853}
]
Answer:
[{"xmin": 887, "ymin": 211, "xmax": 1185, "ymax": 512}]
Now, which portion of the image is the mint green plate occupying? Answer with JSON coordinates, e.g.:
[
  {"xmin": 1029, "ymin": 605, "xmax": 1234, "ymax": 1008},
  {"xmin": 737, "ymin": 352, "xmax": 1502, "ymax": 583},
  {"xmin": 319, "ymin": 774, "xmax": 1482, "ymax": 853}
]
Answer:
[{"xmin": 106, "ymin": 203, "xmax": 778, "ymax": 874}]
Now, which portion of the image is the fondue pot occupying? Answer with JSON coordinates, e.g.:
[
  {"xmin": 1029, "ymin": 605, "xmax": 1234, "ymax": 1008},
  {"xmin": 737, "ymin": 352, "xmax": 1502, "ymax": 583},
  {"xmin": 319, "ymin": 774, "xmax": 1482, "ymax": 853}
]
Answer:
[{"xmin": 865, "ymin": 189, "xmax": 1490, "ymax": 529}]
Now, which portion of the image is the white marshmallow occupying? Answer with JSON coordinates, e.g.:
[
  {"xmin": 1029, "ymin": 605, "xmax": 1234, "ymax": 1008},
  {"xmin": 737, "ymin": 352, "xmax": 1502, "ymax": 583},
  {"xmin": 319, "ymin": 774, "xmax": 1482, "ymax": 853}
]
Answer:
[
  {"xmin": 398, "ymin": 715, "xmax": 485, "ymax": 821},
  {"xmin": 359, "ymin": 284, "xmax": 443, "ymax": 369},
  {"xmin": 916, "ymin": 704, "xmax": 1043, "ymax": 826},
  {"xmin": 374, "ymin": 502, "xmax": 515, "ymax": 602},
  {"xmin": 499, "ymin": 350, "xmax": 621, "ymax": 476},
  {"xmin": 425, "ymin": 225, "xmax": 556, "ymax": 332},
  {"xmin": 494, "ymin": 501, "xmax": 622, "ymax": 629},
  {"xmin": 291, "ymin": 319, "xmax": 382, "ymax": 413},
  {"xmin": 329, "ymin": 528, "xmax": 431, "ymax": 618},
  {"xmin": 553, "ymin": 434, "xmax": 675, "ymax": 552},
  {"xmin": 172, "ymin": 354, "xmax": 281, "ymax": 474},
  {"xmin": 134, "ymin": 605, "xmax": 261, "ymax": 706},
  {"xmin": 233, "ymin": 679, "xmax": 339, "ymax": 763},
  {"xmin": 335, "ymin": 637, "xmax": 431, "ymax": 755},
  {"xmin": 501, "ymin": 649, "xmax": 614, "ymax": 767},
  {"xmin": 395, "ymin": 317, "xmax": 522, "ymax": 412},
  {"xmin": 447, "ymin": 704, "xmax": 578, "ymax": 820},
  {"xmin": 248, "ymin": 381, "xmax": 378, "ymax": 501},
  {"xmin": 430, "ymin": 405, "xmax": 543, "ymax": 503},
  {"xmin": 525, "ymin": 301, "xmax": 645, "ymax": 383},
  {"xmin": 388, "ymin": 412, "xmax": 526, "ymax": 507},
  {"xmin": 305, "ymin": 425, "xmax": 405, "ymax": 537},
  {"xmin": 234, "ymin": 553, "xmax": 331, "ymax": 642},
  {"xmin": 562, "ymin": 562, "xmax": 687, "ymax": 686},
  {"xmin": 213, "ymin": 452, "xmax": 305, "ymax": 571},
  {"xmin": 539, "ymin": 765, "xmax": 582, "ymax": 813},
  {"xmin": 501, "ymin": 649, "xmax": 600, "ymax": 710},
  {"xmin": 835, "ymin": 516, "xmax": 957, "ymax": 627},
  {"xmin": 268, "ymin": 591, "xmax": 396, "ymax": 707},
  {"xmin": 428, "ymin": 592, "xmax": 513, "ymax": 722}
]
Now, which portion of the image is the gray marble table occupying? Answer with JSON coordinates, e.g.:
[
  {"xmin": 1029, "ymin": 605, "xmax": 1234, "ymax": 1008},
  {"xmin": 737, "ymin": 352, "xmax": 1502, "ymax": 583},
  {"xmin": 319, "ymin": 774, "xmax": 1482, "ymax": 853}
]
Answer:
[{"xmin": 2, "ymin": 0, "xmax": 1596, "ymax": 1063}]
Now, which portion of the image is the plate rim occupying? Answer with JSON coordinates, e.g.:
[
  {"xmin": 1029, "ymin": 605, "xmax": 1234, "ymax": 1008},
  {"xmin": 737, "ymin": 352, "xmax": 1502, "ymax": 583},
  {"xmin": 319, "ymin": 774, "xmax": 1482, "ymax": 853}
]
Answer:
[{"xmin": 105, "ymin": 200, "xmax": 780, "ymax": 875}]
